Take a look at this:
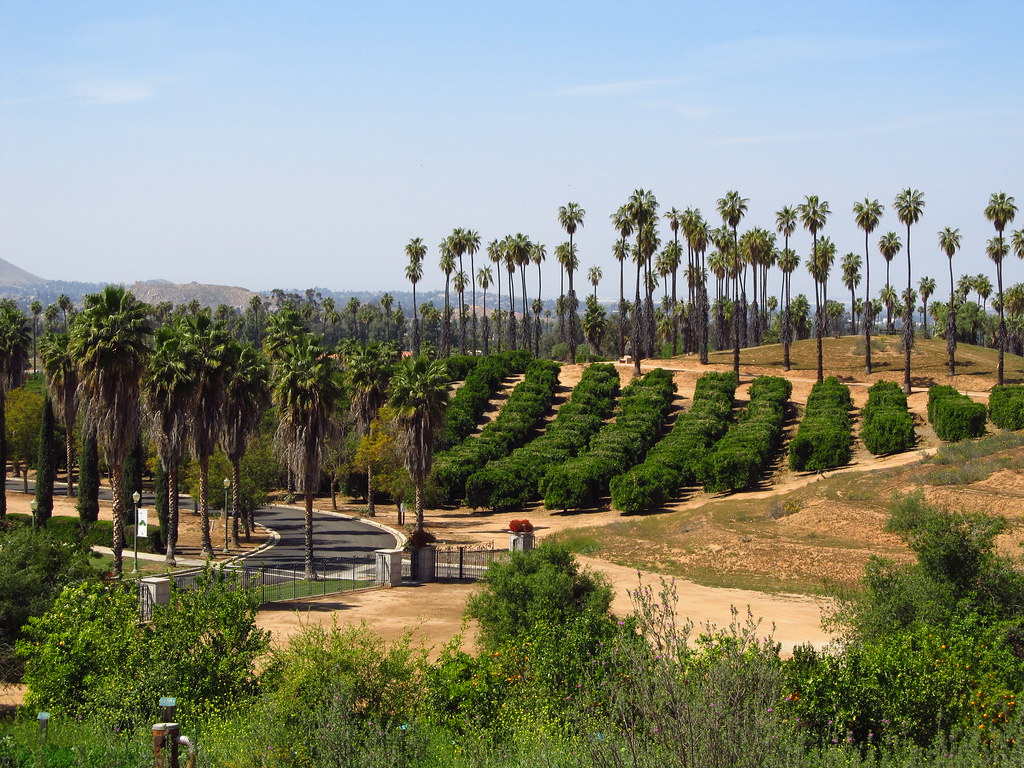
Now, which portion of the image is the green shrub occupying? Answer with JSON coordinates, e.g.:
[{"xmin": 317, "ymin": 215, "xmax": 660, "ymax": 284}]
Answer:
[
  {"xmin": 542, "ymin": 368, "xmax": 675, "ymax": 510},
  {"xmin": 465, "ymin": 364, "xmax": 620, "ymax": 511},
  {"xmin": 433, "ymin": 360, "xmax": 559, "ymax": 503},
  {"xmin": 788, "ymin": 377, "xmax": 853, "ymax": 471},
  {"xmin": 989, "ymin": 385, "xmax": 1024, "ymax": 431},
  {"xmin": 441, "ymin": 350, "xmax": 532, "ymax": 449},
  {"xmin": 700, "ymin": 376, "xmax": 790, "ymax": 493},
  {"xmin": 928, "ymin": 385, "xmax": 987, "ymax": 441},
  {"xmin": 860, "ymin": 380, "xmax": 915, "ymax": 455},
  {"xmin": 610, "ymin": 372, "xmax": 737, "ymax": 513}
]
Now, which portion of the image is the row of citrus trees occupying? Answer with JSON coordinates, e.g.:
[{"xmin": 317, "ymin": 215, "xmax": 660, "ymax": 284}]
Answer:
[{"xmin": 433, "ymin": 359, "xmax": 1024, "ymax": 514}]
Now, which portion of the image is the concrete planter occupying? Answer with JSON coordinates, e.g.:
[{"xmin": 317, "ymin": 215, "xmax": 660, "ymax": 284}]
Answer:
[{"xmin": 509, "ymin": 530, "xmax": 536, "ymax": 552}]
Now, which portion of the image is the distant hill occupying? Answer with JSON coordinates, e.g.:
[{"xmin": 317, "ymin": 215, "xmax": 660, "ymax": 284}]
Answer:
[
  {"xmin": 0, "ymin": 257, "xmax": 44, "ymax": 287},
  {"xmin": 129, "ymin": 280, "xmax": 258, "ymax": 309}
]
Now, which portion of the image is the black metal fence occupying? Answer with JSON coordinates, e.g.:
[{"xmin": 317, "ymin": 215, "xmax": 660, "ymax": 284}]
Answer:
[{"xmin": 402, "ymin": 544, "xmax": 506, "ymax": 582}]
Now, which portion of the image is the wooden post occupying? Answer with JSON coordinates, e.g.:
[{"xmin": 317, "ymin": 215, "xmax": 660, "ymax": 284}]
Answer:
[{"xmin": 153, "ymin": 723, "xmax": 180, "ymax": 768}]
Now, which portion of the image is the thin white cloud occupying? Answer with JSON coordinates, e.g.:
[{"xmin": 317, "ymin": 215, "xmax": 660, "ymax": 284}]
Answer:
[
  {"xmin": 549, "ymin": 78, "xmax": 674, "ymax": 98},
  {"xmin": 73, "ymin": 79, "xmax": 155, "ymax": 105}
]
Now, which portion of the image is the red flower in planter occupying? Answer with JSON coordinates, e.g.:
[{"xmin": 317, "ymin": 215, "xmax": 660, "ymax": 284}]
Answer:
[{"xmin": 509, "ymin": 519, "xmax": 534, "ymax": 533}]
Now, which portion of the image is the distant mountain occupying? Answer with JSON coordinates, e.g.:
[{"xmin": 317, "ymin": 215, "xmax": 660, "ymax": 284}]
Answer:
[
  {"xmin": 0, "ymin": 257, "xmax": 44, "ymax": 287},
  {"xmin": 129, "ymin": 280, "xmax": 258, "ymax": 309}
]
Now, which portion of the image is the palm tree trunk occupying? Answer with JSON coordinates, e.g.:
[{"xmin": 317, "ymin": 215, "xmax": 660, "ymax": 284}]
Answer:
[
  {"xmin": 411, "ymin": 284, "xmax": 419, "ymax": 355},
  {"xmin": 366, "ymin": 457, "xmax": 375, "ymax": 516},
  {"xmin": 442, "ymin": 280, "xmax": 451, "ymax": 357},
  {"xmin": 632, "ymin": 259, "xmax": 643, "ymax": 377},
  {"xmin": 618, "ymin": 251, "xmax": 625, "ymax": 358},
  {"xmin": 864, "ymin": 232, "xmax": 873, "ymax": 375},
  {"xmin": 415, "ymin": 481, "xmax": 424, "ymax": 532},
  {"xmin": 304, "ymin": 492, "xmax": 315, "ymax": 580},
  {"xmin": 948, "ymin": 258, "xmax": 956, "ymax": 376},
  {"xmin": 671, "ymin": 269, "xmax": 678, "ymax": 355},
  {"xmin": 783, "ymin": 274, "xmax": 792, "ymax": 372},
  {"xmin": 199, "ymin": 455, "xmax": 213, "ymax": 556},
  {"xmin": 997, "ymin": 257, "xmax": 1005, "ymax": 386},
  {"xmin": 1, "ymin": 393, "xmax": 9, "ymax": 519},
  {"xmin": 110, "ymin": 465, "xmax": 125, "ymax": 578},
  {"xmin": 495, "ymin": 270, "xmax": 502, "ymax": 353},
  {"xmin": 470, "ymin": 253, "xmax": 477, "ymax": 355},
  {"xmin": 231, "ymin": 458, "xmax": 242, "ymax": 548},
  {"xmin": 65, "ymin": 427, "xmax": 74, "ymax": 497},
  {"xmin": 165, "ymin": 467, "xmax": 179, "ymax": 566}
]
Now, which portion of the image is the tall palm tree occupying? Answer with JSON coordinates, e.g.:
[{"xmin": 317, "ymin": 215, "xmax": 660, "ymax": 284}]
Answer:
[
  {"xmin": 588, "ymin": 265, "xmax": 603, "ymax": 300},
  {"xmin": 894, "ymin": 188, "xmax": 926, "ymax": 394},
  {"xmin": 477, "ymin": 266, "xmax": 493, "ymax": 355},
  {"xmin": 487, "ymin": 239, "xmax": 504, "ymax": 353},
  {"xmin": 918, "ymin": 277, "xmax": 936, "ymax": 339},
  {"xmin": 808, "ymin": 237, "xmax": 836, "ymax": 382},
  {"xmin": 937, "ymin": 227, "xmax": 962, "ymax": 375},
  {"xmin": 985, "ymin": 193, "xmax": 1018, "ymax": 384},
  {"xmin": 462, "ymin": 229, "xmax": 482, "ymax": 354},
  {"xmin": 610, "ymin": 205, "xmax": 634, "ymax": 358},
  {"xmin": 502, "ymin": 236, "xmax": 518, "ymax": 350},
  {"xmin": 555, "ymin": 241, "xmax": 578, "ymax": 360},
  {"xmin": 627, "ymin": 189, "xmax": 659, "ymax": 375},
  {"xmin": 28, "ymin": 301, "xmax": 41, "ymax": 374},
  {"xmin": 664, "ymin": 208, "xmax": 684, "ymax": 354},
  {"xmin": 559, "ymin": 202, "xmax": 586, "ymax": 356},
  {"xmin": 439, "ymin": 238, "xmax": 456, "ymax": 357},
  {"xmin": 405, "ymin": 238, "xmax": 426, "ymax": 355},
  {"xmin": 514, "ymin": 234, "xmax": 533, "ymax": 352},
  {"xmin": 841, "ymin": 252, "xmax": 862, "ymax": 334},
  {"xmin": 220, "ymin": 341, "xmax": 270, "ymax": 546},
  {"xmin": 182, "ymin": 310, "xmax": 230, "ymax": 557},
  {"xmin": 0, "ymin": 302, "xmax": 30, "ymax": 519},
  {"xmin": 717, "ymin": 191, "xmax": 749, "ymax": 374},
  {"xmin": 347, "ymin": 343, "xmax": 394, "ymax": 517},
  {"xmin": 797, "ymin": 195, "xmax": 832, "ymax": 382},
  {"xmin": 877, "ymin": 232, "xmax": 903, "ymax": 334},
  {"xmin": 39, "ymin": 332, "xmax": 78, "ymax": 498},
  {"xmin": 144, "ymin": 321, "xmax": 195, "ymax": 565},
  {"xmin": 530, "ymin": 243, "xmax": 546, "ymax": 357},
  {"xmin": 273, "ymin": 333, "xmax": 344, "ymax": 579},
  {"xmin": 69, "ymin": 286, "xmax": 151, "ymax": 577},
  {"xmin": 388, "ymin": 356, "xmax": 449, "ymax": 533},
  {"xmin": 777, "ymin": 249, "xmax": 800, "ymax": 370},
  {"xmin": 57, "ymin": 294, "xmax": 72, "ymax": 333},
  {"xmin": 853, "ymin": 198, "xmax": 884, "ymax": 373},
  {"xmin": 688, "ymin": 213, "xmax": 710, "ymax": 363},
  {"xmin": 453, "ymin": 270, "xmax": 469, "ymax": 350},
  {"xmin": 450, "ymin": 228, "xmax": 468, "ymax": 354}
]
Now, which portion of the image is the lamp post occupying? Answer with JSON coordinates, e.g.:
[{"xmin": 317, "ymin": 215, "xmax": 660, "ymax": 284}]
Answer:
[
  {"xmin": 30, "ymin": 499, "xmax": 38, "ymax": 529},
  {"xmin": 132, "ymin": 490, "xmax": 142, "ymax": 575},
  {"xmin": 222, "ymin": 477, "xmax": 230, "ymax": 553}
]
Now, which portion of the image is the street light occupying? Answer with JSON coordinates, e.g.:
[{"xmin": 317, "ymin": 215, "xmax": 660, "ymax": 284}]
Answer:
[
  {"xmin": 29, "ymin": 499, "xmax": 38, "ymax": 529},
  {"xmin": 132, "ymin": 490, "xmax": 142, "ymax": 575},
  {"xmin": 222, "ymin": 477, "xmax": 230, "ymax": 553}
]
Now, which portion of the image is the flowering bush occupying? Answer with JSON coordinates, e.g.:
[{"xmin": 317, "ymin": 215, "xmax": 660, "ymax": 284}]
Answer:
[{"xmin": 509, "ymin": 519, "xmax": 534, "ymax": 533}]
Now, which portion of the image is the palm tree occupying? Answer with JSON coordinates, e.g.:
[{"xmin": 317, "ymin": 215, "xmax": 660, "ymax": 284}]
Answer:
[
  {"xmin": 450, "ymin": 228, "xmax": 468, "ymax": 354},
  {"xmin": 877, "ymin": 232, "xmax": 902, "ymax": 334},
  {"xmin": 559, "ymin": 202, "xmax": 586, "ymax": 355},
  {"xmin": 28, "ymin": 301, "xmax": 41, "ymax": 374},
  {"xmin": 776, "ymin": 248, "xmax": 800, "ymax": 371},
  {"xmin": 453, "ymin": 270, "xmax": 469, "ymax": 351},
  {"xmin": 797, "ymin": 195, "xmax": 832, "ymax": 382},
  {"xmin": 918, "ymin": 276, "xmax": 936, "ymax": 339},
  {"xmin": 144, "ymin": 321, "xmax": 195, "ymax": 565},
  {"xmin": 664, "ymin": 208, "xmax": 684, "ymax": 354},
  {"xmin": 687, "ymin": 213, "xmax": 711, "ymax": 364},
  {"xmin": 69, "ymin": 286, "xmax": 151, "ymax": 577},
  {"xmin": 0, "ymin": 302, "xmax": 30, "ymax": 519},
  {"xmin": 513, "ymin": 234, "xmax": 533, "ymax": 352},
  {"xmin": 985, "ymin": 193, "xmax": 1018, "ymax": 384},
  {"xmin": 853, "ymin": 198, "xmax": 884, "ymax": 373},
  {"xmin": 462, "ymin": 229, "xmax": 482, "ymax": 354},
  {"xmin": 717, "ymin": 191, "xmax": 749, "ymax": 374},
  {"xmin": 937, "ymin": 227, "xmax": 962, "ymax": 375},
  {"xmin": 588, "ymin": 265, "xmax": 603, "ymax": 300},
  {"xmin": 610, "ymin": 205, "xmax": 634, "ymax": 358},
  {"xmin": 503, "ymin": 236, "xmax": 518, "ymax": 350},
  {"xmin": 808, "ymin": 237, "xmax": 836, "ymax": 381},
  {"xmin": 487, "ymin": 239, "xmax": 504, "ymax": 353},
  {"xmin": 530, "ymin": 242, "xmax": 546, "ymax": 356},
  {"xmin": 221, "ymin": 341, "xmax": 270, "ymax": 545},
  {"xmin": 627, "ymin": 189, "xmax": 659, "ymax": 375},
  {"xmin": 182, "ymin": 311, "xmax": 230, "ymax": 557},
  {"xmin": 57, "ymin": 294, "xmax": 72, "ymax": 333},
  {"xmin": 894, "ymin": 188, "xmax": 926, "ymax": 394},
  {"xmin": 347, "ymin": 343, "xmax": 394, "ymax": 517},
  {"xmin": 39, "ymin": 332, "xmax": 78, "ymax": 498},
  {"xmin": 273, "ymin": 333, "xmax": 344, "ymax": 579},
  {"xmin": 405, "ymin": 238, "xmax": 426, "ymax": 355},
  {"xmin": 581, "ymin": 295, "xmax": 607, "ymax": 355},
  {"xmin": 841, "ymin": 252, "xmax": 862, "ymax": 334},
  {"xmin": 439, "ymin": 238, "xmax": 456, "ymax": 357},
  {"xmin": 388, "ymin": 356, "xmax": 449, "ymax": 533},
  {"xmin": 555, "ymin": 241, "xmax": 578, "ymax": 360},
  {"xmin": 477, "ymin": 266, "xmax": 493, "ymax": 355}
]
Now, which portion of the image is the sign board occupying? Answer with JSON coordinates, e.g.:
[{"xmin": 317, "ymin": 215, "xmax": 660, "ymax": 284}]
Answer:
[{"xmin": 137, "ymin": 508, "xmax": 148, "ymax": 539}]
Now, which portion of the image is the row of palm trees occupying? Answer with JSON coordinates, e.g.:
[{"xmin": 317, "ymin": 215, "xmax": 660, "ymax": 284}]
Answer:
[
  {"xmin": 0, "ymin": 287, "xmax": 451, "ymax": 580},
  {"xmin": 401, "ymin": 191, "xmax": 1020, "ymax": 392}
]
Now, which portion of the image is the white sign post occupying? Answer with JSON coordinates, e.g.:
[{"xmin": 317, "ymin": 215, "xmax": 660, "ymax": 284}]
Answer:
[{"xmin": 136, "ymin": 508, "xmax": 148, "ymax": 539}]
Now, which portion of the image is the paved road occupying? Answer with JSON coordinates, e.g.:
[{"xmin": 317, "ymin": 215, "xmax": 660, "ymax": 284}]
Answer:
[
  {"xmin": 6, "ymin": 480, "xmax": 398, "ymax": 569},
  {"xmin": 248, "ymin": 506, "xmax": 399, "ymax": 569}
]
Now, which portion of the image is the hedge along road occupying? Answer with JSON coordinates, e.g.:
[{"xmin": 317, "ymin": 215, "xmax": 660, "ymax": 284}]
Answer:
[{"xmin": 248, "ymin": 506, "xmax": 400, "ymax": 571}]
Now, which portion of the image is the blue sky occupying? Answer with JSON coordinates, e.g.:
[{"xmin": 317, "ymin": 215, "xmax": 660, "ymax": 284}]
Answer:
[{"xmin": 1, "ymin": 1, "xmax": 1022, "ymax": 301}]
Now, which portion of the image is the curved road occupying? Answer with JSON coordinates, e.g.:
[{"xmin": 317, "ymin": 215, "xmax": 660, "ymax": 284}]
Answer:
[
  {"xmin": 6, "ymin": 480, "xmax": 399, "ymax": 569},
  {"xmin": 249, "ymin": 506, "xmax": 399, "ymax": 570}
]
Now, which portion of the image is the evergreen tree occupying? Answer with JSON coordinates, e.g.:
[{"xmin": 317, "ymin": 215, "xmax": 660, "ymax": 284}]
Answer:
[
  {"xmin": 76, "ymin": 423, "xmax": 100, "ymax": 527},
  {"xmin": 33, "ymin": 394, "xmax": 57, "ymax": 526},
  {"xmin": 154, "ymin": 458, "xmax": 169, "ymax": 554},
  {"xmin": 120, "ymin": 434, "xmax": 145, "ymax": 527}
]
